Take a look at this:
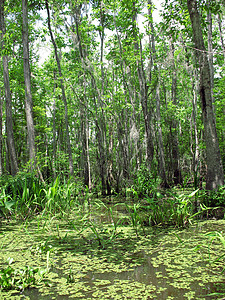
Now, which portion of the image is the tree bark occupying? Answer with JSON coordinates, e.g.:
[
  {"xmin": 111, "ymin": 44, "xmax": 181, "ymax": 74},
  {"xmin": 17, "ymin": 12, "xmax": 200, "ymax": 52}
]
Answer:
[
  {"xmin": 187, "ymin": 0, "xmax": 224, "ymax": 189},
  {"xmin": 169, "ymin": 40, "xmax": 183, "ymax": 185},
  {"xmin": 207, "ymin": 6, "xmax": 214, "ymax": 104},
  {"xmin": 113, "ymin": 19, "xmax": 138, "ymax": 179},
  {"xmin": 80, "ymin": 81, "xmax": 91, "ymax": 189},
  {"xmin": 148, "ymin": 0, "xmax": 169, "ymax": 188},
  {"xmin": 132, "ymin": 2, "xmax": 154, "ymax": 170},
  {"xmin": 46, "ymin": 0, "xmax": 74, "ymax": 176},
  {"xmin": 217, "ymin": 14, "xmax": 225, "ymax": 62},
  {"xmin": 72, "ymin": 5, "xmax": 109, "ymax": 194},
  {"xmin": 190, "ymin": 69, "xmax": 200, "ymax": 188},
  {"xmin": 52, "ymin": 71, "xmax": 57, "ymax": 179},
  {"xmin": 0, "ymin": 89, "xmax": 3, "ymax": 175},
  {"xmin": 22, "ymin": 0, "xmax": 36, "ymax": 170},
  {"xmin": 0, "ymin": 0, "xmax": 18, "ymax": 176}
]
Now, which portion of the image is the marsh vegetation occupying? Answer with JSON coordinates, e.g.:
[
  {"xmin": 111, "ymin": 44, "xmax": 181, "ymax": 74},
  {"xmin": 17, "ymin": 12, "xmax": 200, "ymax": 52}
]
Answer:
[{"xmin": 0, "ymin": 174, "xmax": 225, "ymax": 299}]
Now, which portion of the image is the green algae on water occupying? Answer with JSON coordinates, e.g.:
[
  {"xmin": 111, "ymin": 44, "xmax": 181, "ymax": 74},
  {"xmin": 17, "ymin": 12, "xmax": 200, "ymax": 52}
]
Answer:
[{"xmin": 0, "ymin": 214, "xmax": 225, "ymax": 299}]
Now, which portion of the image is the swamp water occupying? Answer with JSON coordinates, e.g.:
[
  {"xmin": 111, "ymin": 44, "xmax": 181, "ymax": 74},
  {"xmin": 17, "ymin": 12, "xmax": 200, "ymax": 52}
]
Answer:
[{"xmin": 0, "ymin": 206, "xmax": 225, "ymax": 299}]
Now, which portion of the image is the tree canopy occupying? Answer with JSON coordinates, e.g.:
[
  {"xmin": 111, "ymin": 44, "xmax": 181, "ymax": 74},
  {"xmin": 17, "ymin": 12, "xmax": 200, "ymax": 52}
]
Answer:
[{"xmin": 0, "ymin": 0, "xmax": 224, "ymax": 192}]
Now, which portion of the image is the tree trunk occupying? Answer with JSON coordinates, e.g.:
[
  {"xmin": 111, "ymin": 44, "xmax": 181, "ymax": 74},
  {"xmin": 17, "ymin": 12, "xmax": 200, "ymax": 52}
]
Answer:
[
  {"xmin": 217, "ymin": 14, "xmax": 225, "ymax": 62},
  {"xmin": 80, "ymin": 85, "xmax": 91, "ymax": 189},
  {"xmin": 52, "ymin": 71, "xmax": 57, "ymax": 179},
  {"xmin": 132, "ymin": 3, "xmax": 154, "ymax": 170},
  {"xmin": 22, "ymin": 0, "xmax": 36, "ymax": 169},
  {"xmin": 169, "ymin": 40, "xmax": 183, "ymax": 185},
  {"xmin": 46, "ymin": 0, "xmax": 74, "ymax": 176},
  {"xmin": 72, "ymin": 5, "xmax": 108, "ymax": 194},
  {"xmin": 0, "ymin": 89, "xmax": 3, "ymax": 175},
  {"xmin": 155, "ymin": 83, "xmax": 169, "ymax": 188},
  {"xmin": 187, "ymin": 0, "xmax": 224, "ymax": 189},
  {"xmin": 148, "ymin": 0, "xmax": 169, "ymax": 188},
  {"xmin": 114, "ymin": 19, "xmax": 139, "ymax": 179},
  {"xmin": 207, "ymin": 6, "xmax": 214, "ymax": 104},
  {"xmin": 190, "ymin": 69, "xmax": 200, "ymax": 188},
  {"xmin": 0, "ymin": 0, "xmax": 18, "ymax": 176}
]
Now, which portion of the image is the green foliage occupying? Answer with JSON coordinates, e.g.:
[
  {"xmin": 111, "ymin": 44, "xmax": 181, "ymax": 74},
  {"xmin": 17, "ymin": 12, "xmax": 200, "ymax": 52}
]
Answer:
[
  {"xmin": 0, "ymin": 174, "xmax": 85, "ymax": 218},
  {"xmin": 132, "ymin": 165, "xmax": 161, "ymax": 199},
  {"xmin": 125, "ymin": 203, "xmax": 145, "ymax": 237},
  {"xmin": 0, "ymin": 191, "xmax": 15, "ymax": 217},
  {"xmin": 1, "ymin": 173, "xmax": 45, "ymax": 215},
  {"xmin": 42, "ymin": 177, "xmax": 83, "ymax": 216},
  {"xmin": 198, "ymin": 186, "xmax": 225, "ymax": 208},
  {"xmin": 30, "ymin": 240, "xmax": 53, "ymax": 256},
  {"xmin": 146, "ymin": 189, "xmax": 204, "ymax": 227},
  {"xmin": 0, "ymin": 258, "xmax": 45, "ymax": 291}
]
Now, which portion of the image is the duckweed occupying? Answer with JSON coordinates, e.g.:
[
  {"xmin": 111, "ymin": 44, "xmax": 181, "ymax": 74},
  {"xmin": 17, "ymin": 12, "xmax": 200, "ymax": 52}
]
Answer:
[{"xmin": 0, "ymin": 214, "xmax": 225, "ymax": 299}]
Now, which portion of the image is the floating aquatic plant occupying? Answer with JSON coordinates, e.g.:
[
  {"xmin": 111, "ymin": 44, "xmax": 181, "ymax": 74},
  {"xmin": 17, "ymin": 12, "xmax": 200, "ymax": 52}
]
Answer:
[{"xmin": 0, "ymin": 258, "xmax": 47, "ymax": 292}]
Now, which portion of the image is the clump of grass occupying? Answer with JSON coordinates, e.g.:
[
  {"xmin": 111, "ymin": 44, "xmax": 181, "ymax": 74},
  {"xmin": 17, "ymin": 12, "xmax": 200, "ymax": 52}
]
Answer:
[
  {"xmin": 0, "ymin": 173, "xmax": 45, "ymax": 217},
  {"xmin": 0, "ymin": 174, "xmax": 84, "ymax": 219},
  {"xmin": 205, "ymin": 231, "xmax": 225, "ymax": 271},
  {"xmin": 145, "ymin": 189, "xmax": 211, "ymax": 228},
  {"xmin": 125, "ymin": 203, "xmax": 146, "ymax": 237}
]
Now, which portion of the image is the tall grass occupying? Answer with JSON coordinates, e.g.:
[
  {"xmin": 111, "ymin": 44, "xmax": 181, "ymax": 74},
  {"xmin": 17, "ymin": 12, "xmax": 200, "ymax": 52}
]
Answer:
[
  {"xmin": 0, "ymin": 173, "xmax": 45, "ymax": 217},
  {"xmin": 1, "ymin": 171, "xmax": 224, "ymax": 228},
  {"xmin": 144, "ymin": 189, "xmax": 213, "ymax": 227},
  {"xmin": 0, "ymin": 173, "xmax": 83, "ymax": 218}
]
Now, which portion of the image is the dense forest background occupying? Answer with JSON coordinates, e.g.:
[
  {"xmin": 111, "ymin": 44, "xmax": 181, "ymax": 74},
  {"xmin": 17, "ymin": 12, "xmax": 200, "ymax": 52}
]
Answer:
[{"xmin": 0, "ymin": 0, "xmax": 224, "ymax": 195}]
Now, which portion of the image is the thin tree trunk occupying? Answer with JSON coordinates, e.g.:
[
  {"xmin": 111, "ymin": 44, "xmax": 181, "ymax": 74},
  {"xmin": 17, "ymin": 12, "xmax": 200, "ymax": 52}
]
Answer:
[
  {"xmin": 80, "ymin": 90, "xmax": 91, "ymax": 188},
  {"xmin": 132, "ymin": 3, "xmax": 154, "ymax": 170},
  {"xmin": 99, "ymin": 0, "xmax": 105, "ymax": 97},
  {"xmin": 0, "ymin": 0, "xmax": 18, "ymax": 176},
  {"xmin": 155, "ymin": 83, "xmax": 169, "ymax": 187},
  {"xmin": 0, "ymin": 89, "xmax": 3, "ymax": 175},
  {"xmin": 22, "ymin": 0, "xmax": 45, "ymax": 183},
  {"xmin": 169, "ymin": 40, "xmax": 183, "ymax": 185},
  {"xmin": 83, "ymin": 77, "xmax": 92, "ymax": 190},
  {"xmin": 72, "ymin": 5, "xmax": 108, "ymax": 194},
  {"xmin": 113, "ymin": 18, "xmax": 138, "ymax": 179},
  {"xmin": 187, "ymin": 0, "xmax": 224, "ymax": 189},
  {"xmin": 46, "ymin": 0, "xmax": 74, "ymax": 176},
  {"xmin": 191, "ymin": 70, "xmax": 200, "ymax": 188},
  {"xmin": 148, "ymin": 0, "xmax": 169, "ymax": 187},
  {"xmin": 52, "ymin": 72, "xmax": 57, "ymax": 179},
  {"xmin": 217, "ymin": 14, "xmax": 225, "ymax": 62},
  {"xmin": 207, "ymin": 6, "xmax": 214, "ymax": 104},
  {"xmin": 98, "ymin": 5, "xmax": 110, "ymax": 194},
  {"xmin": 86, "ymin": 121, "xmax": 91, "ymax": 190},
  {"xmin": 22, "ymin": 0, "xmax": 36, "ymax": 169}
]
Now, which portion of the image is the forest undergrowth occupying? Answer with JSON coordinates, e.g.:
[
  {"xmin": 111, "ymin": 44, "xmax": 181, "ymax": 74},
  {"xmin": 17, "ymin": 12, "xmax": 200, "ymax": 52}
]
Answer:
[{"xmin": 0, "ymin": 173, "xmax": 225, "ymax": 298}]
